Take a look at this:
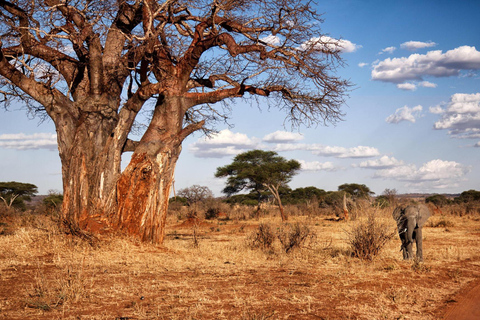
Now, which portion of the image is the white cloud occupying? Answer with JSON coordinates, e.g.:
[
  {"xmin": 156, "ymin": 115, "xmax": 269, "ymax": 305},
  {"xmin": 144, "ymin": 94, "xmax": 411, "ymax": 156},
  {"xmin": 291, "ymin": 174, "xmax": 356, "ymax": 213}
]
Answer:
[
  {"xmin": 372, "ymin": 46, "xmax": 480, "ymax": 83},
  {"xmin": 397, "ymin": 83, "xmax": 417, "ymax": 91},
  {"xmin": 429, "ymin": 105, "xmax": 445, "ymax": 114},
  {"xmin": 260, "ymin": 34, "xmax": 281, "ymax": 46},
  {"xmin": 400, "ymin": 41, "xmax": 437, "ymax": 51},
  {"xmin": 298, "ymin": 36, "xmax": 361, "ymax": 53},
  {"xmin": 358, "ymin": 156, "xmax": 404, "ymax": 169},
  {"xmin": 298, "ymin": 160, "xmax": 337, "ymax": 172},
  {"xmin": 189, "ymin": 129, "xmax": 259, "ymax": 158},
  {"xmin": 386, "ymin": 105, "xmax": 423, "ymax": 124},
  {"xmin": 190, "ymin": 130, "xmax": 380, "ymax": 160},
  {"xmin": 337, "ymin": 146, "xmax": 380, "ymax": 158},
  {"xmin": 0, "ymin": 133, "xmax": 57, "ymax": 150},
  {"xmin": 380, "ymin": 46, "xmax": 396, "ymax": 54},
  {"xmin": 358, "ymin": 62, "xmax": 369, "ymax": 68},
  {"xmin": 263, "ymin": 131, "xmax": 304, "ymax": 143},
  {"xmin": 419, "ymin": 81, "xmax": 437, "ymax": 88},
  {"xmin": 397, "ymin": 81, "xmax": 437, "ymax": 91},
  {"xmin": 309, "ymin": 145, "xmax": 379, "ymax": 158},
  {"xmin": 433, "ymin": 93, "xmax": 480, "ymax": 140},
  {"xmin": 374, "ymin": 159, "xmax": 470, "ymax": 189}
]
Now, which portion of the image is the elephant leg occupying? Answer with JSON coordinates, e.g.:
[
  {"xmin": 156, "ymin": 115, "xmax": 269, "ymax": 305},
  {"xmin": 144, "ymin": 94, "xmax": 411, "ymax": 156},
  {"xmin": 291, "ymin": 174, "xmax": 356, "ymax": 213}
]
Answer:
[{"xmin": 415, "ymin": 227, "xmax": 424, "ymax": 261}]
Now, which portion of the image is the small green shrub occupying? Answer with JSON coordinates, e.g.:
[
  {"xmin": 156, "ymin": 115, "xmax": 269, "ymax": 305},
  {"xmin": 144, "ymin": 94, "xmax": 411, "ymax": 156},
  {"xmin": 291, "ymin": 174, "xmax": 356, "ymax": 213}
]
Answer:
[{"xmin": 347, "ymin": 213, "xmax": 394, "ymax": 260}]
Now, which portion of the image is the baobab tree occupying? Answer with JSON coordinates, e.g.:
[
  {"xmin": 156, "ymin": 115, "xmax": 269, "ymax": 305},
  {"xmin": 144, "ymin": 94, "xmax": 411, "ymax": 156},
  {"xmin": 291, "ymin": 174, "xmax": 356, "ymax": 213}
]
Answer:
[{"xmin": 0, "ymin": 0, "xmax": 350, "ymax": 243}]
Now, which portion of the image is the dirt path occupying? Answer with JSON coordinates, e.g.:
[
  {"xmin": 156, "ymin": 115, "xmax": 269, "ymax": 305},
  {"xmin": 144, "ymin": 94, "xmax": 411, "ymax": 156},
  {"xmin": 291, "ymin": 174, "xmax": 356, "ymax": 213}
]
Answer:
[{"xmin": 443, "ymin": 279, "xmax": 480, "ymax": 320}]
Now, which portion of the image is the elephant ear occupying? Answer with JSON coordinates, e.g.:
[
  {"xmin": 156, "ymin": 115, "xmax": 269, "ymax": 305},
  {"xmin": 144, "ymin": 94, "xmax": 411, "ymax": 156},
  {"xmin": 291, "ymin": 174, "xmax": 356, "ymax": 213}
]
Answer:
[
  {"xmin": 417, "ymin": 204, "xmax": 432, "ymax": 227},
  {"xmin": 392, "ymin": 207, "xmax": 404, "ymax": 222}
]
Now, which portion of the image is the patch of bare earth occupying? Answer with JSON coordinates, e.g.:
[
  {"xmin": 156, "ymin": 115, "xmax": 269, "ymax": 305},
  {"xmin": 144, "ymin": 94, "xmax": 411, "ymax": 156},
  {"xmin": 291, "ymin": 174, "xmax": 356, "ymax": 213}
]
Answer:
[{"xmin": 0, "ymin": 211, "xmax": 479, "ymax": 319}]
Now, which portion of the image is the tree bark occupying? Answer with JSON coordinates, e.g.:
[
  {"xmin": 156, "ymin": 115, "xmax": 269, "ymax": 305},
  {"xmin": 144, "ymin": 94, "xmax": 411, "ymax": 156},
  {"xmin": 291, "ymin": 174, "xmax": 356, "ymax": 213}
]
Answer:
[
  {"xmin": 114, "ymin": 148, "xmax": 180, "ymax": 243},
  {"xmin": 267, "ymin": 185, "xmax": 288, "ymax": 222},
  {"xmin": 58, "ymin": 106, "xmax": 122, "ymax": 235}
]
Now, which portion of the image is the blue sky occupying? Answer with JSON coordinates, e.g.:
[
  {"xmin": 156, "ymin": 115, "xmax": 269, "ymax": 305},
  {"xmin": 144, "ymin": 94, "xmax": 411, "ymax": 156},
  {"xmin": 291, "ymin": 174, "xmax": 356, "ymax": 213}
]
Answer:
[{"xmin": 1, "ymin": 0, "xmax": 479, "ymax": 196}]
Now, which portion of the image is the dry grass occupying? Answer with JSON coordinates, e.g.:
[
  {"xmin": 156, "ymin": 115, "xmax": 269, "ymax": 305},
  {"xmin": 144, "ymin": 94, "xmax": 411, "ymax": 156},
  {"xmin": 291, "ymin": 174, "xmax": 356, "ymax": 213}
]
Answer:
[{"xmin": 0, "ymin": 205, "xmax": 479, "ymax": 319}]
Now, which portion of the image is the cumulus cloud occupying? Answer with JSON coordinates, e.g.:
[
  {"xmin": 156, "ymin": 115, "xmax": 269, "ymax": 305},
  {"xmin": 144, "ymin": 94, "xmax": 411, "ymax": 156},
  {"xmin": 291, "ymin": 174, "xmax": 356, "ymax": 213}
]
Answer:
[
  {"xmin": 263, "ymin": 131, "xmax": 304, "ymax": 143},
  {"xmin": 189, "ymin": 129, "xmax": 259, "ymax": 158},
  {"xmin": 433, "ymin": 93, "xmax": 480, "ymax": 140},
  {"xmin": 260, "ymin": 34, "xmax": 281, "ymax": 46},
  {"xmin": 190, "ymin": 129, "xmax": 380, "ymax": 159},
  {"xmin": 397, "ymin": 83, "xmax": 417, "ymax": 91},
  {"xmin": 419, "ymin": 81, "xmax": 437, "ymax": 88},
  {"xmin": 309, "ymin": 145, "xmax": 379, "ymax": 158},
  {"xmin": 429, "ymin": 105, "xmax": 445, "ymax": 114},
  {"xmin": 0, "ymin": 133, "xmax": 57, "ymax": 150},
  {"xmin": 298, "ymin": 36, "xmax": 361, "ymax": 53},
  {"xmin": 379, "ymin": 46, "xmax": 396, "ymax": 54},
  {"xmin": 298, "ymin": 160, "xmax": 337, "ymax": 172},
  {"xmin": 400, "ymin": 41, "xmax": 437, "ymax": 51},
  {"xmin": 357, "ymin": 156, "xmax": 404, "ymax": 169},
  {"xmin": 358, "ymin": 62, "xmax": 369, "ymax": 68},
  {"xmin": 372, "ymin": 46, "xmax": 480, "ymax": 84},
  {"xmin": 374, "ymin": 159, "xmax": 470, "ymax": 189},
  {"xmin": 338, "ymin": 146, "xmax": 380, "ymax": 158},
  {"xmin": 386, "ymin": 105, "xmax": 423, "ymax": 124},
  {"xmin": 396, "ymin": 81, "xmax": 437, "ymax": 91}
]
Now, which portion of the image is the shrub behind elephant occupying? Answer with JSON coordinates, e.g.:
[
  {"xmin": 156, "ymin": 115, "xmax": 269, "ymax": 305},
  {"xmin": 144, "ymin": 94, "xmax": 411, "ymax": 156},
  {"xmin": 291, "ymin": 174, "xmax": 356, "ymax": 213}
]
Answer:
[{"xmin": 393, "ymin": 204, "xmax": 431, "ymax": 261}]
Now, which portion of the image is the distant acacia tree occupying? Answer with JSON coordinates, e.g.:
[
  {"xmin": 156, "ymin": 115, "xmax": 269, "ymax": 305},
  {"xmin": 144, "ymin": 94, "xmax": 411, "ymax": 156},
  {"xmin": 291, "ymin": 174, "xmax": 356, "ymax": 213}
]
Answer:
[
  {"xmin": 0, "ymin": 181, "xmax": 38, "ymax": 211},
  {"xmin": 284, "ymin": 186, "xmax": 326, "ymax": 205},
  {"xmin": 0, "ymin": 0, "xmax": 349, "ymax": 243},
  {"xmin": 338, "ymin": 183, "xmax": 374, "ymax": 200},
  {"xmin": 215, "ymin": 150, "xmax": 301, "ymax": 221}
]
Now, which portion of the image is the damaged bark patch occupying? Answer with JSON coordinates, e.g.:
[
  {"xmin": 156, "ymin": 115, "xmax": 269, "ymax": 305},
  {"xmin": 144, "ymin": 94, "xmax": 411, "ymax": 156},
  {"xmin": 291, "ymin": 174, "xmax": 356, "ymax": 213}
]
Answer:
[
  {"xmin": 116, "ymin": 153, "xmax": 155, "ymax": 228},
  {"xmin": 115, "ymin": 152, "xmax": 165, "ymax": 243}
]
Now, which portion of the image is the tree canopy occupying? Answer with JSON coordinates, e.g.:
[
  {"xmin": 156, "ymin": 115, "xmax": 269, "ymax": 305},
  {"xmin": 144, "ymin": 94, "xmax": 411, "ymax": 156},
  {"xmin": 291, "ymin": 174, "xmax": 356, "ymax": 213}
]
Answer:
[
  {"xmin": 0, "ymin": 181, "xmax": 38, "ymax": 210},
  {"xmin": 338, "ymin": 183, "xmax": 374, "ymax": 199},
  {"xmin": 215, "ymin": 149, "xmax": 301, "ymax": 220},
  {"xmin": 176, "ymin": 185, "xmax": 213, "ymax": 206}
]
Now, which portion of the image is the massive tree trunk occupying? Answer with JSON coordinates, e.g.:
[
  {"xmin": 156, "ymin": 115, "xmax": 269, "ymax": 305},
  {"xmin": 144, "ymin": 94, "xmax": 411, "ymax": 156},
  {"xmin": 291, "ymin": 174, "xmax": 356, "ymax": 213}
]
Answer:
[
  {"xmin": 57, "ymin": 99, "xmax": 123, "ymax": 235},
  {"xmin": 57, "ymin": 94, "xmax": 195, "ymax": 244}
]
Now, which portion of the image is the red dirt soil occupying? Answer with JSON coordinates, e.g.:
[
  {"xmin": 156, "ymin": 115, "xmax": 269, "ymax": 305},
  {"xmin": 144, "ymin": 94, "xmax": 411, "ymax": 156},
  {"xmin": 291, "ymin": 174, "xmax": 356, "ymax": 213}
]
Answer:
[{"xmin": 443, "ymin": 279, "xmax": 480, "ymax": 320}]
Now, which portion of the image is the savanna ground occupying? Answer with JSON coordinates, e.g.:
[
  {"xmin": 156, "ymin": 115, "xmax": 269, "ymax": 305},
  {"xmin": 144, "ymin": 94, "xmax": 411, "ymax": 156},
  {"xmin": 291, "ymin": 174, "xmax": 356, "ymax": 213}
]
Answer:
[{"xmin": 0, "ymin": 201, "xmax": 479, "ymax": 319}]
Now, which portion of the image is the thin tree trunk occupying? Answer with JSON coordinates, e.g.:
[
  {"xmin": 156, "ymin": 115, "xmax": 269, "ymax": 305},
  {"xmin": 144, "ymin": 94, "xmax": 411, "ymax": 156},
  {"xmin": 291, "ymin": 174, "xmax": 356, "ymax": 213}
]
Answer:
[{"xmin": 268, "ymin": 185, "xmax": 288, "ymax": 221}]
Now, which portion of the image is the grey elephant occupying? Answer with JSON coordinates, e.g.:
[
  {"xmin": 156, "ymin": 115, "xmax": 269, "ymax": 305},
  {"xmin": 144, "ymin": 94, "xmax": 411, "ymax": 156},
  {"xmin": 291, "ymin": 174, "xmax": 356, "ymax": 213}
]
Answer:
[{"xmin": 392, "ymin": 204, "xmax": 431, "ymax": 260}]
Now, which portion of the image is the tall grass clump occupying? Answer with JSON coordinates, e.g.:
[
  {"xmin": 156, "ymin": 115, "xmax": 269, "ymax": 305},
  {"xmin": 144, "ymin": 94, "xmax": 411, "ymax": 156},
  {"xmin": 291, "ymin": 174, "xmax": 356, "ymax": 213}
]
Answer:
[{"xmin": 346, "ymin": 212, "xmax": 395, "ymax": 260}]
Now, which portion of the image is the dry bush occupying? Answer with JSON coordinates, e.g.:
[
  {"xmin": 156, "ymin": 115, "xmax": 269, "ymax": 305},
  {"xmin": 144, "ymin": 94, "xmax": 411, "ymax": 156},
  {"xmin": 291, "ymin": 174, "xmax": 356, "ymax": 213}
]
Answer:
[
  {"xmin": 426, "ymin": 216, "xmax": 455, "ymax": 228},
  {"xmin": 277, "ymin": 222, "xmax": 315, "ymax": 253},
  {"xmin": 346, "ymin": 212, "xmax": 395, "ymax": 260},
  {"xmin": 247, "ymin": 223, "xmax": 275, "ymax": 251}
]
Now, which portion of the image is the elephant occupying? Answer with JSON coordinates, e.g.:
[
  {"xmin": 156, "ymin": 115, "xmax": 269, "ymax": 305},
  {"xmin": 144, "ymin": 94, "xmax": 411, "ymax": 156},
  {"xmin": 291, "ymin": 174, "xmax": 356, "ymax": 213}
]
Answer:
[{"xmin": 392, "ymin": 204, "xmax": 431, "ymax": 261}]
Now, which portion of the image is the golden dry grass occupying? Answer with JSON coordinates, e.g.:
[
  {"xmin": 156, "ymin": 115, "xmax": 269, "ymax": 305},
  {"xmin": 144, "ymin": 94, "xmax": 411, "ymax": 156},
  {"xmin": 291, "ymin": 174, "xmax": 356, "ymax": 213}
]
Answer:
[{"xmin": 0, "ymin": 206, "xmax": 479, "ymax": 319}]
